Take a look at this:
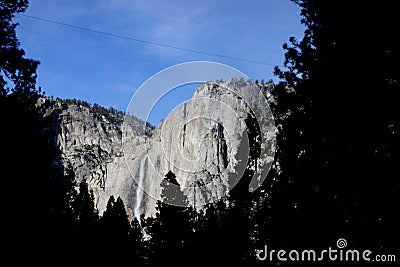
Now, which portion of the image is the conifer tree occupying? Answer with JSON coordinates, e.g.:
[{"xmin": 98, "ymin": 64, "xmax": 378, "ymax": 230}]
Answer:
[
  {"xmin": 76, "ymin": 179, "xmax": 98, "ymax": 228},
  {"xmin": 149, "ymin": 171, "xmax": 193, "ymax": 264},
  {"xmin": 259, "ymin": 0, "xmax": 400, "ymax": 254},
  {"xmin": 0, "ymin": 1, "xmax": 52, "ymax": 261},
  {"xmin": 100, "ymin": 195, "xmax": 132, "ymax": 260}
]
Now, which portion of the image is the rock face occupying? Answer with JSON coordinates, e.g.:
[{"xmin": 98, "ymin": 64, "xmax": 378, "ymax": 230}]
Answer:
[
  {"xmin": 39, "ymin": 78, "xmax": 276, "ymax": 219},
  {"xmin": 38, "ymin": 99, "xmax": 147, "ymax": 217},
  {"xmin": 127, "ymin": 78, "xmax": 276, "ymax": 217}
]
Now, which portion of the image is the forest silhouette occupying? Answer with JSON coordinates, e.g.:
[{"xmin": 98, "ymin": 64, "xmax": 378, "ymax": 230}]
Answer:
[{"xmin": 1, "ymin": 0, "xmax": 398, "ymax": 265}]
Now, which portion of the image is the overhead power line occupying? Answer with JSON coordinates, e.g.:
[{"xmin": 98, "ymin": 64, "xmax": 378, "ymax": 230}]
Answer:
[{"xmin": 19, "ymin": 14, "xmax": 280, "ymax": 66}]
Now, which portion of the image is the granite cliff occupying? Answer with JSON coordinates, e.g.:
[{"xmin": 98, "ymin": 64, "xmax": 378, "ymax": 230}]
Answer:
[{"xmin": 38, "ymin": 78, "xmax": 276, "ymax": 219}]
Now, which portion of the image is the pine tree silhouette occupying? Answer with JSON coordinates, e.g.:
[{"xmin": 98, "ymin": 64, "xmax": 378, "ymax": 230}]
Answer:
[
  {"xmin": 100, "ymin": 195, "xmax": 132, "ymax": 261},
  {"xmin": 148, "ymin": 171, "xmax": 193, "ymax": 264},
  {"xmin": 262, "ymin": 0, "xmax": 400, "ymax": 256}
]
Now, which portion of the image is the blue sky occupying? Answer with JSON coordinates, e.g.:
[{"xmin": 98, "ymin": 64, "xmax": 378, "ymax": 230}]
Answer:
[{"xmin": 15, "ymin": 0, "xmax": 304, "ymax": 124}]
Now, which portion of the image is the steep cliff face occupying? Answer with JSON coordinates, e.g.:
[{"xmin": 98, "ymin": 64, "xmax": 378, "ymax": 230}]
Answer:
[
  {"xmin": 129, "ymin": 78, "xmax": 276, "ymax": 216},
  {"xmin": 39, "ymin": 78, "xmax": 276, "ymax": 218},
  {"xmin": 37, "ymin": 98, "xmax": 148, "ymax": 216}
]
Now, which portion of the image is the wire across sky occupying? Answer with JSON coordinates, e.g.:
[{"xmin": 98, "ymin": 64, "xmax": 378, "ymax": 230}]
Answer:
[{"xmin": 19, "ymin": 14, "xmax": 282, "ymax": 66}]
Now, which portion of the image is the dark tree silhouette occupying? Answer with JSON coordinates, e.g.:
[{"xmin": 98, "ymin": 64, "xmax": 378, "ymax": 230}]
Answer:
[
  {"xmin": 129, "ymin": 216, "xmax": 144, "ymax": 263},
  {"xmin": 258, "ymin": 0, "xmax": 400, "ymax": 258},
  {"xmin": 0, "ymin": 1, "xmax": 53, "ymax": 261},
  {"xmin": 99, "ymin": 195, "xmax": 133, "ymax": 262},
  {"xmin": 72, "ymin": 179, "xmax": 99, "ymax": 261},
  {"xmin": 76, "ymin": 179, "xmax": 98, "ymax": 229},
  {"xmin": 147, "ymin": 171, "xmax": 193, "ymax": 264},
  {"xmin": 0, "ymin": 0, "xmax": 39, "ymax": 98}
]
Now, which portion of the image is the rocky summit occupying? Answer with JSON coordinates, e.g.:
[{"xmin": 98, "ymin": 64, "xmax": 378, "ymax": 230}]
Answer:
[{"xmin": 38, "ymin": 78, "xmax": 276, "ymax": 219}]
